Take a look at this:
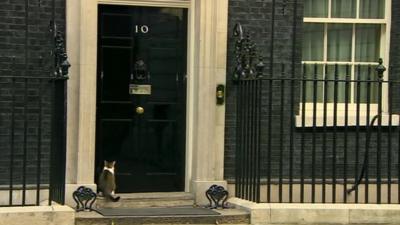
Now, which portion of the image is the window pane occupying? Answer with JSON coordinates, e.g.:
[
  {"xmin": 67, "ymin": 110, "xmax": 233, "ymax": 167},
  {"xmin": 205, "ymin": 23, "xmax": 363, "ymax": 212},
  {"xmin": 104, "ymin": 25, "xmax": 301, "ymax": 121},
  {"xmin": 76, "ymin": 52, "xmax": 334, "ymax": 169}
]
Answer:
[
  {"xmin": 360, "ymin": 0, "xmax": 385, "ymax": 19},
  {"xmin": 355, "ymin": 24, "xmax": 381, "ymax": 62},
  {"xmin": 326, "ymin": 65, "xmax": 351, "ymax": 103},
  {"xmin": 328, "ymin": 24, "xmax": 352, "ymax": 62},
  {"xmin": 354, "ymin": 65, "xmax": 379, "ymax": 103},
  {"xmin": 303, "ymin": 64, "xmax": 324, "ymax": 102},
  {"xmin": 332, "ymin": 0, "xmax": 356, "ymax": 18},
  {"xmin": 302, "ymin": 24, "xmax": 324, "ymax": 61},
  {"xmin": 304, "ymin": 0, "xmax": 328, "ymax": 17}
]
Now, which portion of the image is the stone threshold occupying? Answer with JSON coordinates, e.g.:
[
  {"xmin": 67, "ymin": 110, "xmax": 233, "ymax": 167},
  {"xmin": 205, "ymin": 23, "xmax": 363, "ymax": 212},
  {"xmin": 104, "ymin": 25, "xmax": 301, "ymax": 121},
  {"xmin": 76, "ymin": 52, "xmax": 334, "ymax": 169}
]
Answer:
[
  {"xmin": 75, "ymin": 208, "xmax": 250, "ymax": 225},
  {"xmin": 229, "ymin": 197, "xmax": 400, "ymax": 225},
  {"xmin": 108, "ymin": 192, "xmax": 194, "ymax": 200},
  {"xmin": 95, "ymin": 192, "xmax": 195, "ymax": 208}
]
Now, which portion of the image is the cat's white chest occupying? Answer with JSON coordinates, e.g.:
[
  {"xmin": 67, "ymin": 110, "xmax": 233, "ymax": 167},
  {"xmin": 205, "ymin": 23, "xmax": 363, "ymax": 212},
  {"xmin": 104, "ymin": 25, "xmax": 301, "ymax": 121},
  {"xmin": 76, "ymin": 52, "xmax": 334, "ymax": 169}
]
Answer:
[{"xmin": 103, "ymin": 167, "xmax": 114, "ymax": 174}]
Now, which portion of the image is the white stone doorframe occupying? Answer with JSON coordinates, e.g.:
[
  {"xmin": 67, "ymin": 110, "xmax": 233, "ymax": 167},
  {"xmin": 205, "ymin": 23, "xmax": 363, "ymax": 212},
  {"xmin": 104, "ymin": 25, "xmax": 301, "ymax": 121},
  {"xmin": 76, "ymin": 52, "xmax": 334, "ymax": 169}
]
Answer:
[{"xmin": 64, "ymin": 0, "xmax": 228, "ymax": 206}]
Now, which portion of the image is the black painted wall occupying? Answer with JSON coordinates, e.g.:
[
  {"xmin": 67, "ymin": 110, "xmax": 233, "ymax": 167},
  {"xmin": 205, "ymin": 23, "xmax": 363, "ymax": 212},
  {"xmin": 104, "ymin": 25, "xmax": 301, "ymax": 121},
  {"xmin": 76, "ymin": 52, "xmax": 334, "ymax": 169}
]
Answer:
[
  {"xmin": 225, "ymin": 0, "xmax": 304, "ymax": 181},
  {"xmin": 390, "ymin": 1, "xmax": 400, "ymax": 101},
  {"xmin": 225, "ymin": 0, "xmax": 400, "ymax": 184},
  {"xmin": 0, "ymin": 0, "xmax": 65, "ymax": 185}
]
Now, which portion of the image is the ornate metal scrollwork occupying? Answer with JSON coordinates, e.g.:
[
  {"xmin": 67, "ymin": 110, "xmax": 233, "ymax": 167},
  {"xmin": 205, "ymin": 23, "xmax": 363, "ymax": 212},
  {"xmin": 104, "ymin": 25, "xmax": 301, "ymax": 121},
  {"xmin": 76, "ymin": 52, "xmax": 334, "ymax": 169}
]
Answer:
[
  {"xmin": 50, "ymin": 21, "xmax": 70, "ymax": 80},
  {"xmin": 205, "ymin": 185, "xmax": 229, "ymax": 209},
  {"xmin": 133, "ymin": 59, "xmax": 150, "ymax": 82},
  {"xmin": 72, "ymin": 186, "xmax": 97, "ymax": 212},
  {"xmin": 233, "ymin": 23, "xmax": 264, "ymax": 82}
]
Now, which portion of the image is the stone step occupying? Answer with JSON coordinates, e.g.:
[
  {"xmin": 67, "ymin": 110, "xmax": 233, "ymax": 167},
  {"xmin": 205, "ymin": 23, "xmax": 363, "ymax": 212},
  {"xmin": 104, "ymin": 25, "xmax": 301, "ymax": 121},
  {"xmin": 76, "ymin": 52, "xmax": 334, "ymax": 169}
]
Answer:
[
  {"xmin": 75, "ymin": 208, "xmax": 250, "ymax": 225},
  {"xmin": 95, "ymin": 192, "xmax": 195, "ymax": 208}
]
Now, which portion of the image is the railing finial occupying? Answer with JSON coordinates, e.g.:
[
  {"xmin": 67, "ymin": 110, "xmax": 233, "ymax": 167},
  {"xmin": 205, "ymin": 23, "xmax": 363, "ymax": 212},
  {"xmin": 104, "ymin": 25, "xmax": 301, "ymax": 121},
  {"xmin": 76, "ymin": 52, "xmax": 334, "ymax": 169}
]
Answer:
[
  {"xmin": 233, "ymin": 23, "xmax": 243, "ymax": 40},
  {"xmin": 233, "ymin": 23, "xmax": 264, "ymax": 82},
  {"xmin": 376, "ymin": 58, "xmax": 386, "ymax": 80},
  {"xmin": 51, "ymin": 21, "xmax": 70, "ymax": 80}
]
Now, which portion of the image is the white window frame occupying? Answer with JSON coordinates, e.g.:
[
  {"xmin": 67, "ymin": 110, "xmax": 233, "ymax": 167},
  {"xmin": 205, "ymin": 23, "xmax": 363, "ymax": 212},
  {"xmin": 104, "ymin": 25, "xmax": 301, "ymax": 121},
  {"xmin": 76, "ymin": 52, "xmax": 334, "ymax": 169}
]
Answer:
[{"xmin": 296, "ymin": 0, "xmax": 399, "ymax": 127}]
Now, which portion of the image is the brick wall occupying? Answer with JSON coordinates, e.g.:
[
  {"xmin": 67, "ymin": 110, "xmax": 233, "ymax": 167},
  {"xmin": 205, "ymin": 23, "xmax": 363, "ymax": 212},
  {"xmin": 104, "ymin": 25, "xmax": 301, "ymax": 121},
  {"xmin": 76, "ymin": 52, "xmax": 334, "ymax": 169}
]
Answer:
[
  {"xmin": 390, "ymin": 0, "xmax": 400, "ymax": 106},
  {"xmin": 0, "ymin": 0, "xmax": 65, "ymax": 185},
  {"xmin": 225, "ymin": 0, "xmax": 304, "ymax": 180}
]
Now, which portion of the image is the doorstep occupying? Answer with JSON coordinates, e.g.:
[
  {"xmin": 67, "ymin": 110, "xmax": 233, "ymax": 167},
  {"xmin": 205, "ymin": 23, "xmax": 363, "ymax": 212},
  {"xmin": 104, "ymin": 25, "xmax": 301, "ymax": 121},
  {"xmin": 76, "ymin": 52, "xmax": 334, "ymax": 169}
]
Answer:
[
  {"xmin": 95, "ymin": 192, "xmax": 194, "ymax": 208},
  {"xmin": 75, "ymin": 207, "xmax": 250, "ymax": 225}
]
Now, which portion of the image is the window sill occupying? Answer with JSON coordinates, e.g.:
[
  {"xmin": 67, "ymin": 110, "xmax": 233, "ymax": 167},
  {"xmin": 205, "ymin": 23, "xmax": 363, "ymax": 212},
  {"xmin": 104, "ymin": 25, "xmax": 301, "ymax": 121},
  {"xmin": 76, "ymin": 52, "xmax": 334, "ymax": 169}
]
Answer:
[{"xmin": 295, "ymin": 113, "xmax": 400, "ymax": 127}]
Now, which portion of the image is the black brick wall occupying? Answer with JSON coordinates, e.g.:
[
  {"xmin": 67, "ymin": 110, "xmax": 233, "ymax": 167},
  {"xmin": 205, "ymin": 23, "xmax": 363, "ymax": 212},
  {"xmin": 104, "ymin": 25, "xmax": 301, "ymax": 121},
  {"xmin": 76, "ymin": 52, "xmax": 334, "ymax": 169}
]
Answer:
[
  {"xmin": 225, "ymin": 0, "xmax": 304, "ymax": 180},
  {"xmin": 225, "ymin": 0, "xmax": 400, "ymax": 182},
  {"xmin": 0, "ymin": 0, "xmax": 65, "ymax": 185},
  {"xmin": 390, "ymin": 1, "xmax": 400, "ymax": 102}
]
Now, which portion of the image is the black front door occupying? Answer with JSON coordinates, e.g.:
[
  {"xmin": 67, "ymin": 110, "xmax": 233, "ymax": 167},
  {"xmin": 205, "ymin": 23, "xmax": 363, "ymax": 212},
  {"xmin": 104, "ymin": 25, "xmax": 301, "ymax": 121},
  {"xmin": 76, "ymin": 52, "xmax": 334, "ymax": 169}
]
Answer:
[{"xmin": 96, "ymin": 5, "xmax": 187, "ymax": 192}]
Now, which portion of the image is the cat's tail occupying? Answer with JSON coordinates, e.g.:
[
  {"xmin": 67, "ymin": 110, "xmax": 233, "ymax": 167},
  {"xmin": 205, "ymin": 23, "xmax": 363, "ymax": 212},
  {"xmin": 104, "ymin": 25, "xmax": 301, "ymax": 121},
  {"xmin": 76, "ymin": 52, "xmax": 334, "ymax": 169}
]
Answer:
[{"xmin": 104, "ymin": 192, "xmax": 120, "ymax": 202}]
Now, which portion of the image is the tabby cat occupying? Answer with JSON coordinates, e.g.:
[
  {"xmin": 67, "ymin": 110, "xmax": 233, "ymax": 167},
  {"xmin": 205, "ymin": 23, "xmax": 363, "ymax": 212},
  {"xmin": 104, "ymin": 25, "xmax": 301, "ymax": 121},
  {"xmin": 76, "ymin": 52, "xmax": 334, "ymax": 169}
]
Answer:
[{"xmin": 98, "ymin": 160, "xmax": 120, "ymax": 202}]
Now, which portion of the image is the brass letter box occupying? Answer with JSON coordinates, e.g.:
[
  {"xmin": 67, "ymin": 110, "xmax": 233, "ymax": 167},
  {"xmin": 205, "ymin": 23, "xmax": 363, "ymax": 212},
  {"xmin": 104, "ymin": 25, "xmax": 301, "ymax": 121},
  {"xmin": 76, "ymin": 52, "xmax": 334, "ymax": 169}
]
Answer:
[{"xmin": 129, "ymin": 84, "xmax": 152, "ymax": 95}]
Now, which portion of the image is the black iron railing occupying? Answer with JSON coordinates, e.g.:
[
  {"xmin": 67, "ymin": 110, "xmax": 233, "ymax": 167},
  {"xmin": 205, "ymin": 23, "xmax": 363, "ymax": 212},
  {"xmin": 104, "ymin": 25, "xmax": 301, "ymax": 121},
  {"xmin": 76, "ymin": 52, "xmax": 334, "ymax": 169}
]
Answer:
[
  {"xmin": 0, "ymin": 60, "xmax": 67, "ymax": 207},
  {"xmin": 0, "ymin": 0, "xmax": 68, "ymax": 206},
  {"xmin": 0, "ymin": 76, "xmax": 51, "ymax": 206},
  {"xmin": 234, "ymin": 60, "xmax": 400, "ymax": 203}
]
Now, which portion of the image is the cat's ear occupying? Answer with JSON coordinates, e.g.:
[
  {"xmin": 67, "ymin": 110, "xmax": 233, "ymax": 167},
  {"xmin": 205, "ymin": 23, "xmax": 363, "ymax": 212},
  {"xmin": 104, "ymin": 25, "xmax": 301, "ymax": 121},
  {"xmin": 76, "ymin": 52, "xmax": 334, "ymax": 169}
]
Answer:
[{"xmin": 111, "ymin": 161, "xmax": 116, "ymax": 166}]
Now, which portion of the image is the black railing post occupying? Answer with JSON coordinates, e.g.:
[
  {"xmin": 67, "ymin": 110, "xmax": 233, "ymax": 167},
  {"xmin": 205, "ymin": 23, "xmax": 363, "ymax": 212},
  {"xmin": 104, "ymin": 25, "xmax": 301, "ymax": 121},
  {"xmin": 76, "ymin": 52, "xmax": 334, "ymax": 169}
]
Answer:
[
  {"xmin": 290, "ymin": 0, "xmax": 298, "ymax": 205},
  {"xmin": 376, "ymin": 58, "xmax": 386, "ymax": 204},
  {"xmin": 268, "ymin": 0, "xmax": 276, "ymax": 202},
  {"xmin": 9, "ymin": 86, "xmax": 15, "ymax": 205},
  {"xmin": 311, "ymin": 63, "xmax": 317, "ymax": 203},
  {"xmin": 22, "ymin": 77, "xmax": 28, "ymax": 206},
  {"xmin": 322, "ymin": 64, "xmax": 328, "ymax": 203},
  {"xmin": 387, "ymin": 66, "xmax": 393, "ymax": 204},
  {"xmin": 22, "ymin": 0, "xmax": 29, "ymax": 206},
  {"xmin": 355, "ymin": 65, "xmax": 361, "ymax": 203},
  {"xmin": 251, "ymin": 76, "xmax": 257, "ymax": 202},
  {"xmin": 244, "ymin": 78, "xmax": 250, "ymax": 200},
  {"xmin": 9, "ymin": 58, "xmax": 16, "ymax": 206},
  {"xmin": 365, "ymin": 65, "xmax": 372, "ymax": 203},
  {"xmin": 267, "ymin": 75, "xmax": 272, "ymax": 202},
  {"xmin": 344, "ymin": 64, "xmax": 350, "ymax": 203},
  {"xmin": 333, "ymin": 64, "xmax": 338, "ymax": 203},
  {"xmin": 36, "ymin": 79, "xmax": 43, "ymax": 206},
  {"xmin": 48, "ymin": 19, "xmax": 70, "ymax": 205},
  {"xmin": 300, "ymin": 64, "xmax": 306, "ymax": 203},
  {"xmin": 256, "ymin": 78, "xmax": 262, "ymax": 203},
  {"xmin": 279, "ymin": 64, "xmax": 285, "ymax": 203},
  {"xmin": 235, "ymin": 79, "xmax": 241, "ymax": 198}
]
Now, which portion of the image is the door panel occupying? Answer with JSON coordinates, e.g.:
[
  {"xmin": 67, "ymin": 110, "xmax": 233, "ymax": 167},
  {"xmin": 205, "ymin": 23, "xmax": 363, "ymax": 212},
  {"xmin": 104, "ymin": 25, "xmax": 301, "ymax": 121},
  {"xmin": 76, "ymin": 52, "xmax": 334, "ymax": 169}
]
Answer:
[
  {"xmin": 96, "ymin": 5, "xmax": 187, "ymax": 192},
  {"xmin": 101, "ymin": 47, "xmax": 131, "ymax": 102}
]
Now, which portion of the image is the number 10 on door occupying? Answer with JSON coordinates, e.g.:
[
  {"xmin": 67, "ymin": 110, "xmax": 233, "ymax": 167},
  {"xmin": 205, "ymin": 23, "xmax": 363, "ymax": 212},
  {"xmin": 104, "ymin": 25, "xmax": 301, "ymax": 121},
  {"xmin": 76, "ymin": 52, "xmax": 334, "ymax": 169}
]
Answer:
[{"xmin": 135, "ymin": 25, "xmax": 149, "ymax": 34}]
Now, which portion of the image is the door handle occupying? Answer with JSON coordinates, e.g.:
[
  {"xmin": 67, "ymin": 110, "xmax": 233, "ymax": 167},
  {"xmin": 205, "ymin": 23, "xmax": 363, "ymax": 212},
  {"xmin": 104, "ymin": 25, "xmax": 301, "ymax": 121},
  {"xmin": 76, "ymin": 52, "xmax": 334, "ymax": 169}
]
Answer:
[{"xmin": 136, "ymin": 106, "xmax": 144, "ymax": 115}]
